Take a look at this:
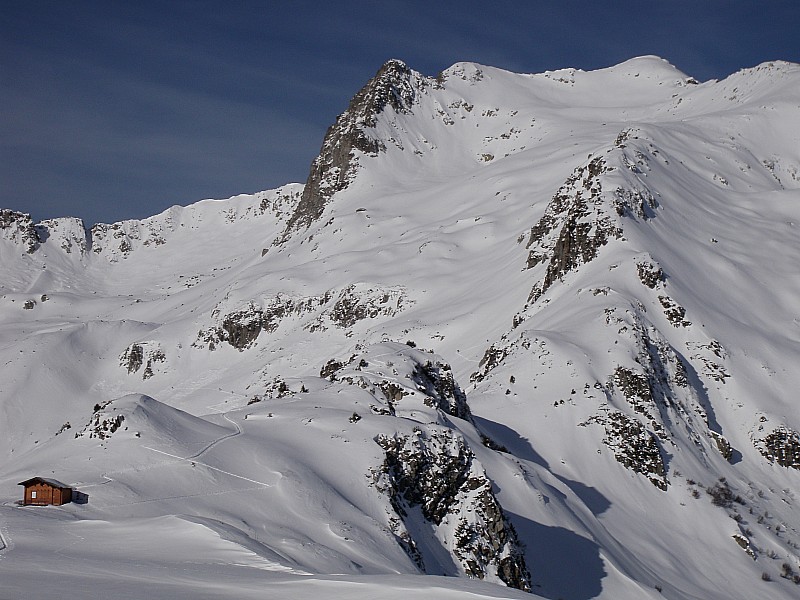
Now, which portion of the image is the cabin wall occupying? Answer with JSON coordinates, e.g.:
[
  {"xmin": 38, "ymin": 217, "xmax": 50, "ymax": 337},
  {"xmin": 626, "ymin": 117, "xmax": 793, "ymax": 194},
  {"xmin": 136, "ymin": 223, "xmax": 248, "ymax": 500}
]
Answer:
[
  {"xmin": 25, "ymin": 483, "xmax": 53, "ymax": 505},
  {"xmin": 23, "ymin": 483, "xmax": 72, "ymax": 505},
  {"xmin": 54, "ymin": 487, "xmax": 72, "ymax": 505}
]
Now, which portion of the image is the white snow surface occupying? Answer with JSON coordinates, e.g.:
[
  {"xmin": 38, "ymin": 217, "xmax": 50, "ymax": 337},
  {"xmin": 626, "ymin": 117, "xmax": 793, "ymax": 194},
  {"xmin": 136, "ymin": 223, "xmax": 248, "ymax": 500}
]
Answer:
[{"xmin": 1, "ymin": 57, "xmax": 800, "ymax": 599}]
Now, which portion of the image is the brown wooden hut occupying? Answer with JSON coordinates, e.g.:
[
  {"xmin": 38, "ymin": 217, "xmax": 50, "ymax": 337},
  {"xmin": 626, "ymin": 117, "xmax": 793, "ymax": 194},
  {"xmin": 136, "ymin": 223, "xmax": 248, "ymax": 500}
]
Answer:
[{"xmin": 18, "ymin": 477, "xmax": 72, "ymax": 506}]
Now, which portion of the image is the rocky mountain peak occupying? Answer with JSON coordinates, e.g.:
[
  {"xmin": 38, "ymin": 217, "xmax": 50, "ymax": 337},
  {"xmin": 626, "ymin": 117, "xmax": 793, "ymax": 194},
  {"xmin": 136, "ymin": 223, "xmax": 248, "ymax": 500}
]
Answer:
[
  {"xmin": 349, "ymin": 59, "xmax": 417, "ymax": 126},
  {"xmin": 279, "ymin": 59, "xmax": 422, "ymax": 240},
  {"xmin": 0, "ymin": 209, "xmax": 40, "ymax": 254}
]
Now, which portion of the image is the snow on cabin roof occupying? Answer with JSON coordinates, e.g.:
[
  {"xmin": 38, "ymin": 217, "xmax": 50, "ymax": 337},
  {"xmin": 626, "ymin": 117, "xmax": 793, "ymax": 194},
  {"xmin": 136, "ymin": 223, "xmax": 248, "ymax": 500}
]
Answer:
[{"xmin": 18, "ymin": 477, "xmax": 71, "ymax": 488}]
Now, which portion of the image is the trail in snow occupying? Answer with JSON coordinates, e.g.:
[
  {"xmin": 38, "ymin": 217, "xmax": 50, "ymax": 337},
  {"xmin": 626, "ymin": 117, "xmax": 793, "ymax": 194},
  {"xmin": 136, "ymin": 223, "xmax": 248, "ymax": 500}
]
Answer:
[
  {"xmin": 92, "ymin": 440, "xmax": 276, "ymax": 508},
  {"xmin": 188, "ymin": 412, "xmax": 242, "ymax": 459},
  {"xmin": 144, "ymin": 446, "xmax": 274, "ymax": 487},
  {"xmin": 74, "ymin": 413, "xmax": 254, "ymax": 507},
  {"xmin": 0, "ymin": 507, "xmax": 12, "ymax": 557},
  {"xmin": 53, "ymin": 527, "xmax": 86, "ymax": 558},
  {"xmin": 100, "ymin": 482, "xmax": 272, "ymax": 508}
]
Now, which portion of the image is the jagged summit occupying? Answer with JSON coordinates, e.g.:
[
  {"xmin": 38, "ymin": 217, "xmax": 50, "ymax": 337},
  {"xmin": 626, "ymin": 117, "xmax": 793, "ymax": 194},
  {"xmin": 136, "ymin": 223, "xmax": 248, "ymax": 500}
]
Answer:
[
  {"xmin": 280, "ymin": 59, "xmax": 422, "ymax": 239},
  {"xmin": 350, "ymin": 59, "xmax": 418, "ymax": 126},
  {"xmin": 279, "ymin": 55, "xmax": 798, "ymax": 243}
]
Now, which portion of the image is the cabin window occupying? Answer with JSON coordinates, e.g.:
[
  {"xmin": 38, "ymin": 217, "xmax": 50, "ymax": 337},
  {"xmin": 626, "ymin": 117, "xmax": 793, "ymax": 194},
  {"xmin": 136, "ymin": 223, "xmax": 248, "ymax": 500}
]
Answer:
[{"xmin": 31, "ymin": 491, "xmax": 37, "ymax": 498}]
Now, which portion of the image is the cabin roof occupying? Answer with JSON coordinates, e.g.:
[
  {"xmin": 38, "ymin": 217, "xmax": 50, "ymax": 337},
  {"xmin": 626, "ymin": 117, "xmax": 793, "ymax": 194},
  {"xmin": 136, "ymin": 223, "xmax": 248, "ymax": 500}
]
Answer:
[{"xmin": 18, "ymin": 476, "xmax": 71, "ymax": 488}]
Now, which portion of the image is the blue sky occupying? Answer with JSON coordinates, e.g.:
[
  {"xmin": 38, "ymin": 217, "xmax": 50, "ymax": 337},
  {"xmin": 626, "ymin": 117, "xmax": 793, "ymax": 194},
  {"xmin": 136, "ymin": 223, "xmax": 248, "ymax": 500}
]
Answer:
[{"xmin": 3, "ymin": 1, "xmax": 799, "ymax": 225}]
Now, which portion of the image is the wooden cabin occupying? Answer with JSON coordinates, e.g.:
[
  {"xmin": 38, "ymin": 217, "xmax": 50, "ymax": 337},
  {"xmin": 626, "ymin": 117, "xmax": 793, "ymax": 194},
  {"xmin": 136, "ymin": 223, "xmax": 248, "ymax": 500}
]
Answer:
[{"xmin": 18, "ymin": 477, "xmax": 72, "ymax": 506}]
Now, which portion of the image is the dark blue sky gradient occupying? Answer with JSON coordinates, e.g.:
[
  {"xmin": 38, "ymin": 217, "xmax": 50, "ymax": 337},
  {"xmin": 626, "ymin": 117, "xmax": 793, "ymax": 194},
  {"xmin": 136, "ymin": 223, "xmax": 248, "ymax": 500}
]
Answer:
[{"xmin": 3, "ymin": 1, "xmax": 799, "ymax": 225}]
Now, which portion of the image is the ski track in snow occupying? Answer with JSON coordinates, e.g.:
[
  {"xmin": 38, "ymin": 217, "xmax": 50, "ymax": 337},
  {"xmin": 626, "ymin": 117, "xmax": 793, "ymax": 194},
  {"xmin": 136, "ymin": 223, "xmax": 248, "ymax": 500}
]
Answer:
[
  {"xmin": 91, "ymin": 439, "xmax": 275, "ymax": 508},
  {"xmin": 188, "ymin": 412, "xmax": 242, "ymax": 458},
  {"xmin": 53, "ymin": 526, "xmax": 86, "ymax": 558},
  {"xmin": 0, "ymin": 514, "xmax": 8, "ymax": 556},
  {"xmin": 101, "ymin": 480, "xmax": 272, "ymax": 508},
  {"xmin": 144, "ymin": 446, "xmax": 274, "ymax": 488}
]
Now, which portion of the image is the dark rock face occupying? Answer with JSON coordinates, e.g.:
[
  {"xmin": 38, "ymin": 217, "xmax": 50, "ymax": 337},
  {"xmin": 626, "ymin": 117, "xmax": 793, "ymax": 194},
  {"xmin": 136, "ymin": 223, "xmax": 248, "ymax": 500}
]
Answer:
[
  {"xmin": 320, "ymin": 358, "xmax": 347, "ymax": 380},
  {"xmin": 90, "ymin": 222, "xmax": 137, "ymax": 256},
  {"xmin": 586, "ymin": 410, "xmax": 668, "ymax": 490},
  {"xmin": 756, "ymin": 428, "xmax": 800, "ymax": 469},
  {"xmin": 196, "ymin": 302, "xmax": 269, "ymax": 351},
  {"xmin": 614, "ymin": 367, "xmax": 658, "ymax": 416},
  {"xmin": 325, "ymin": 345, "xmax": 471, "ymax": 422},
  {"xmin": 120, "ymin": 342, "xmax": 166, "ymax": 379},
  {"xmin": 525, "ymin": 151, "xmax": 658, "ymax": 303},
  {"xmin": 77, "ymin": 401, "xmax": 125, "ymax": 440},
  {"xmin": 0, "ymin": 209, "xmax": 40, "ymax": 253},
  {"xmin": 373, "ymin": 428, "xmax": 531, "ymax": 591},
  {"xmin": 471, "ymin": 335, "xmax": 531, "ymax": 384},
  {"xmin": 221, "ymin": 309, "xmax": 264, "ymax": 350},
  {"xmin": 280, "ymin": 60, "xmax": 420, "ymax": 239},
  {"xmin": 636, "ymin": 259, "xmax": 664, "ymax": 289},
  {"xmin": 525, "ymin": 157, "xmax": 621, "ymax": 302},
  {"xmin": 377, "ymin": 429, "xmax": 474, "ymax": 524},
  {"xmin": 263, "ymin": 292, "xmax": 333, "ymax": 333},
  {"xmin": 329, "ymin": 284, "xmax": 407, "ymax": 329},
  {"xmin": 197, "ymin": 287, "xmax": 408, "ymax": 351},
  {"xmin": 412, "ymin": 360, "xmax": 472, "ymax": 421},
  {"xmin": 711, "ymin": 432, "xmax": 734, "ymax": 462},
  {"xmin": 658, "ymin": 295, "xmax": 691, "ymax": 327},
  {"xmin": 122, "ymin": 344, "xmax": 144, "ymax": 374}
]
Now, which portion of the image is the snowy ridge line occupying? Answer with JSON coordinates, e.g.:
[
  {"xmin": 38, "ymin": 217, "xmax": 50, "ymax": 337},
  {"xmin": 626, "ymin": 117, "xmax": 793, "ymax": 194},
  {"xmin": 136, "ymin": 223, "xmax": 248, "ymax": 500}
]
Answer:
[{"xmin": 144, "ymin": 446, "xmax": 274, "ymax": 487}]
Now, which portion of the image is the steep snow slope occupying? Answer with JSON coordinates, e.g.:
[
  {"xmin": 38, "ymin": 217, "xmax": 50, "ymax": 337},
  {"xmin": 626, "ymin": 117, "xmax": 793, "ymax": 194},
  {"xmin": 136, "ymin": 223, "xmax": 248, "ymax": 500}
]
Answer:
[{"xmin": 1, "ymin": 57, "xmax": 799, "ymax": 599}]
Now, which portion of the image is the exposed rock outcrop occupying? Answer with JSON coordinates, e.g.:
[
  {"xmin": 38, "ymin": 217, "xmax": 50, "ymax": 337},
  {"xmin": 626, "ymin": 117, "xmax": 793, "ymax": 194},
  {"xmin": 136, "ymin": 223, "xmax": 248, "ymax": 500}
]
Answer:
[
  {"xmin": 525, "ymin": 157, "xmax": 620, "ymax": 301},
  {"xmin": 373, "ymin": 427, "xmax": 531, "ymax": 591},
  {"xmin": 280, "ymin": 60, "xmax": 421, "ymax": 239},
  {"xmin": 412, "ymin": 359, "xmax": 472, "ymax": 421},
  {"xmin": 76, "ymin": 400, "xmax": 126, "ymax": 440},
  {"xmin": 90, "ymin": 219, "xmax": 166, "ymax": 259},
  {"xmin": 326, "ymin": 284, "xmax": 408, "ymax": 330},
  {"xmin": 595, "ymin": 306, "xmax": 734, "ymax": 480},
  {"xmin": 636, "ymin": 258, "xmax": 664, "ymax": 289},
  {"xmin": 196, "ymin": 285, "xmax": 409, "ymax": 350},
  {"xmin": 37, "ymin": 217, "xmax": 88, "ymax": 255},
  {"xmin": 120, "ymin": 342, "xmax": 166, "ymax": 379},
  {"xmin": 323, "ymin": 343, "xmax": 471, "ymax": 422},
  {"xmin": 198, "ymin": 302, "xmax": 266, "ymax": 351},
  {"xmin": 0, "ymin": 209, "xmax": 40, "ymax": 253},
  {"xmin": 755, "ymin": 427, "xmax": 800, "ymax": 469},
  {"xmin": 585, "ymin": 410, "xmax": 668, "ymax": 490},
  {"xmin": 525, "ymin": 148, "xmax": 657, "ymax": 303}
]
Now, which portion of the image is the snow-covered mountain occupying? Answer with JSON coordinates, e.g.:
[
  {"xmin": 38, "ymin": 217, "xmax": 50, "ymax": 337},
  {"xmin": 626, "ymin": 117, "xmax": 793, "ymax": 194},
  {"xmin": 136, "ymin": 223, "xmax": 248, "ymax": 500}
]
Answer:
[{"xmin": 2, "ymin": 56, "xmax": 799, "ymax": 599}]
